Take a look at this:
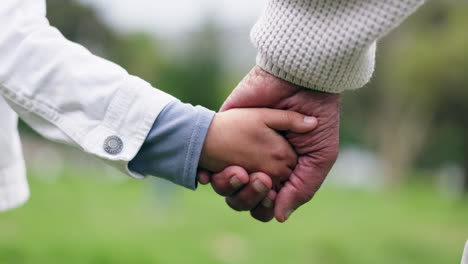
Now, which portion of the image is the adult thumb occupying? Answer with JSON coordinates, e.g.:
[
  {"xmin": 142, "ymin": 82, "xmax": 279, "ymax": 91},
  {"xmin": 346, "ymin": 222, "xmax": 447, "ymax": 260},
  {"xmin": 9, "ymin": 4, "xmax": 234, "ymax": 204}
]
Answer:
[
  {"xmin": 263, "ymin": 110, "xmax": 318, "ymax": 133},
  {"xmin": 273, "ymin": 166, "xmax": 324, "ymax": 223},
  {"xmin": 274, "ymin": 148, "xmax": 338, "ymax": 222}
]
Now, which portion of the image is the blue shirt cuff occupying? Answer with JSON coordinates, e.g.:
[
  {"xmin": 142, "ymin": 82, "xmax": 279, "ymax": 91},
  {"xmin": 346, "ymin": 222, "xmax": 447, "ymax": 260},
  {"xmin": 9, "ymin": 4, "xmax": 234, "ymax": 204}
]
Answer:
[{"xmin": 128, "ymin": 100, "xmax": 215, "ymax": 190}]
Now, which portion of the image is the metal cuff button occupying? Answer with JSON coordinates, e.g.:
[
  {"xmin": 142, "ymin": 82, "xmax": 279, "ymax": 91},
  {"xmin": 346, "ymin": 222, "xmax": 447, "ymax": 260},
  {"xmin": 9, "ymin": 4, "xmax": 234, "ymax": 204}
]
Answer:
[{"xmin": 103, "ymin": 135, "xmax": 123, "ymax": 155}]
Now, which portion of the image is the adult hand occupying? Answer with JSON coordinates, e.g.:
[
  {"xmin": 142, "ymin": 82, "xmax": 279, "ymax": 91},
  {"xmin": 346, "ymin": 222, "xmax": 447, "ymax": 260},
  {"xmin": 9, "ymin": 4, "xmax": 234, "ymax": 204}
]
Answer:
[{"xmin": 199, "ymin": 66, "xmax": 340, "ymax": 222}]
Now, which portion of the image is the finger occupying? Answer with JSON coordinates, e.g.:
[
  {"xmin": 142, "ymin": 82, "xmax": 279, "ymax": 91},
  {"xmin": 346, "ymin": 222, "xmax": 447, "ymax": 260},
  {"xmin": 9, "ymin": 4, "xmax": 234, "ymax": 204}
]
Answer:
[
  {"xmin": 197, "ymin": 169, "xmax": 212, "ymax": 185},
  {"xmin": 211, "ymin": 166, "xmax": 249, "ymax": 196},
  {"xmin": 226, "ymin": 172, "xmax": 272, "ymax": 211},
  {"xmin": 250, "ymin": 190, "xmax": 276, "ymax": 222},
  {"xmin": 262, "ymin": 109, "xmax": 318, "ymax": 133},
  {"xmin": 274, "ymin": 153, "xmax": 336, "ymax": 222},
  {"xmin": 269, "ymin": 165, "xmax": 293, "ymax": 191}
]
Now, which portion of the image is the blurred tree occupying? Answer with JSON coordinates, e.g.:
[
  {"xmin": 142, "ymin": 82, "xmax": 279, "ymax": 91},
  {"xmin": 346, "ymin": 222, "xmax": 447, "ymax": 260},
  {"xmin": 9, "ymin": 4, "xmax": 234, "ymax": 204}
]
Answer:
[
  {"xmin": 109, "ymin": 32, "xmax": 165, "ymax": 85},
  {"xmin": 47, "ymin": 0, "xmax": 166, "ymax": 83},
  {"xmin": 343, "ymin": 1, "xmax": 468, "ymax": 191},
  {"xmin": 46, "ymin": 0, "xmax": 119, "ymax": 56},
  {"xmin": 157, "ymin": 19, "xmax": 226, "ymax": 110},
  {"xmin": 399, "ymin": 2, "xmax": 468, "ymax": 191}
]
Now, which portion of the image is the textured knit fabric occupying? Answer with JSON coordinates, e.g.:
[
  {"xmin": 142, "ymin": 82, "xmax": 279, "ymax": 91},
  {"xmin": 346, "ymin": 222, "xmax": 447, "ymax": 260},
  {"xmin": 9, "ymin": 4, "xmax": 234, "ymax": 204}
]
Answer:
[
  {"xmin": 251, "ymin": 0, "xmax": 426, "ymax": 93},
  {"xmin": 129, "ymin": 100, "xmax": 215, "ymax": 190}
]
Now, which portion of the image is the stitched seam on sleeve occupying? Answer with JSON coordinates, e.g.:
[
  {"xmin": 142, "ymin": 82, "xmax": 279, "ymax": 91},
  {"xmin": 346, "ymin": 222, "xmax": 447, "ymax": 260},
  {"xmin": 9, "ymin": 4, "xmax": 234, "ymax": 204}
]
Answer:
[{"xmin": 0, "ymin": 84, "xmax": 81, "ymax": 139}]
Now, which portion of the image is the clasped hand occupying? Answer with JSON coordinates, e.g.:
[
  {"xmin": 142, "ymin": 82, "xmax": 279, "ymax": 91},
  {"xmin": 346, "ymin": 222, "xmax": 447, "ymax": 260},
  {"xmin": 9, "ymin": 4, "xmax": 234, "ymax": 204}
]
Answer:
[{"xmin": 198, "ymin": 66, "xmax": 340, "ymax": 223}]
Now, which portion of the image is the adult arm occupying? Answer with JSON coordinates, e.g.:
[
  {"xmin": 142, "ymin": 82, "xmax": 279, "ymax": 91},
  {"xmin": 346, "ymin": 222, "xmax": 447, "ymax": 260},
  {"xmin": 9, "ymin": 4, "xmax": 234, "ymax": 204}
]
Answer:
[{"xmin": 204, "ymin": 0, "xmax": 427, "ymax": 222}]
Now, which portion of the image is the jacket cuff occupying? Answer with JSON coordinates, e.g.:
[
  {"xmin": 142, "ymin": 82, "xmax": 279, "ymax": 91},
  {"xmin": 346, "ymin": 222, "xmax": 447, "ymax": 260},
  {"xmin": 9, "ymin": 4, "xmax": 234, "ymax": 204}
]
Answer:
[
  {"xmin": 128, "ymin": 100, "xmax": 215, "ymax": 190},
  {"xmin": 78, "ymin": 75, "xmax": 177, "ymax": 178}
]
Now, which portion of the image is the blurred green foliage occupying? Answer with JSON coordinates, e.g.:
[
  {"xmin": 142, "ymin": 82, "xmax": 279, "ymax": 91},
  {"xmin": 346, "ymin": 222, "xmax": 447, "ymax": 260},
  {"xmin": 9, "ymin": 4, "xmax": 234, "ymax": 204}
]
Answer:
[{"xmin": 0, "ymin": 169, "xmax": 467, "ymax": 264}]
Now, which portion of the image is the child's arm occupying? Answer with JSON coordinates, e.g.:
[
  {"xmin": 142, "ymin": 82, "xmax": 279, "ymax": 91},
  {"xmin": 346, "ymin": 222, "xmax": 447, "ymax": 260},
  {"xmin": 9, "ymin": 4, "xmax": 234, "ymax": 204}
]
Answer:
[{"xmin": 199, "ymin": 108, "xmax": 317, "ymax": 187}]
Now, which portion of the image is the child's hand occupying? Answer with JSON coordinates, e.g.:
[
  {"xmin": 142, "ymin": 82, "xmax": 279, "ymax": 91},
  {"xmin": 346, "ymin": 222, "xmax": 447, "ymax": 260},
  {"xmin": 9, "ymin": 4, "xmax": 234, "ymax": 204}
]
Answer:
[{"xmin": 199, "ymin": 108, "xmax": 317, "ymax": 187}]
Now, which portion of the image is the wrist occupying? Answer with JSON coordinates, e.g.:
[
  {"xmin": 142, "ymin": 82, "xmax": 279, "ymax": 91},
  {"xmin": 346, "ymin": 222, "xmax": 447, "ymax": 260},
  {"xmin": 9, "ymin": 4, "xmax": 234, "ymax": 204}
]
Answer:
[
  {"xmin": 129, "ymin": 101, "xmax": 215, "ymax": 190},
  {"xmin": 199, "ymin": 113, "xmax": 226, "ymax": 172}
]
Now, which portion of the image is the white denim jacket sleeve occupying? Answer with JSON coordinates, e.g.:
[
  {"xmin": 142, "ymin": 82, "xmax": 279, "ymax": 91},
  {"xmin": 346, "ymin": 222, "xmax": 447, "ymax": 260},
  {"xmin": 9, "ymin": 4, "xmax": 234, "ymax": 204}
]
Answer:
[
  {"xmin": 462, "ymin": 241, "xmax": 468, "ymax": 264},
  {"xmin": 0, "ymin": 1, "xmax": 176, "ymax": 177}
]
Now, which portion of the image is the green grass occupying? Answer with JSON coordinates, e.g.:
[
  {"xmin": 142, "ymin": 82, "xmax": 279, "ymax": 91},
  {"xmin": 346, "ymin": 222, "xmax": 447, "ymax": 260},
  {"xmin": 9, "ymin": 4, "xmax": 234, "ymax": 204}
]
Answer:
[{"xmin": 1, "ymin": 169, "xmax": 467, "ymax": 264}]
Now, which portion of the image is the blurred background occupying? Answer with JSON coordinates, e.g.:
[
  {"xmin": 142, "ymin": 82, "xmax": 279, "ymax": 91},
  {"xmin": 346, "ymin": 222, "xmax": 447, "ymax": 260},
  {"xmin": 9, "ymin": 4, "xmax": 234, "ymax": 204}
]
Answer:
[{"xmin": 1, "ymin": 0, "xmax": 468, "ymax": 263}]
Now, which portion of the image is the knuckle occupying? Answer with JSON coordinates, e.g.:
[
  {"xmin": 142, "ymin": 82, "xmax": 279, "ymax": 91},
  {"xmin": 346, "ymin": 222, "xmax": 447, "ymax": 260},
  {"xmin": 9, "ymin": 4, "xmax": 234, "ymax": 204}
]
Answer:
[
  {"xmin": 279, "ymin": 168, "xmax": 292, "ymax": 182},
  {"xmin": 272, "ymin": 151, "xmax": 287, "ymax": 162},
  {"xmin": 226, "ymin": 196, "xmax": 254, "ymax": 211},
  {"xmin": 212, "ymin": 185, "xmax": 231, "ymax": 197},
  {"xmin": 211, "ymin": 180, "xmax": 230, "ymax": 196},
  {"xmin": 296, "ymin": 191, "xmax": 314, "ymax": 205},
  {"xmin": 265, "ymin": 169, "xmax": 289, "ymax": 188},
  {"xmin": 271, "ymin": 144, "xmax": 290, "ymax": 161},
  {"xmin": 251, "ymin": 211, "xmax": 274, "ymax": 223},
  {"xmin": 287, "ymin": 150, "xmax": 298, "ymax": 165},
  {"xmin": 226, "ymin": 197, "xmax": 244, "ymax": 211},
  {"xmin": 283, "ymin": 111, "xmax": 294, "ymax": 125}
]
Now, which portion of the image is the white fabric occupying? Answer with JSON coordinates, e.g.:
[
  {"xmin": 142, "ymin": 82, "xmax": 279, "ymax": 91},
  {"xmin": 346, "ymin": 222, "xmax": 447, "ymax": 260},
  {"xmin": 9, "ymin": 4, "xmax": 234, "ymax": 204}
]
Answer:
[
  {"xmin": 462, "ymin": 241, "xmax": 468, "ymax": 264},
  {"xmin": 251, "ymin": 0, "xmax": 426, "ymax": 93},
  {"xmin": 0, "ymin": 96, "xmax": 28, "ymax": 211},
  {"xmin": 0, "ymin": 0, "xmax": 176, "ymax": 212}
]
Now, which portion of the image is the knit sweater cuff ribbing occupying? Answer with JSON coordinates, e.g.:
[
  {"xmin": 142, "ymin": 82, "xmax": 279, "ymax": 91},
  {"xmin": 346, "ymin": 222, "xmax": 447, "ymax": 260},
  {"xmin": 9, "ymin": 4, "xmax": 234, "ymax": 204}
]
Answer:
[{"xmin": 256, "ymin": 52, "xmax": 358, "ymax": 94}]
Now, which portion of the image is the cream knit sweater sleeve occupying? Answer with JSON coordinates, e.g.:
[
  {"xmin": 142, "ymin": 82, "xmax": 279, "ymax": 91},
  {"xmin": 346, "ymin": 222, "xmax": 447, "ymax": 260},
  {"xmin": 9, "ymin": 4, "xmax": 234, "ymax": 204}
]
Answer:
[{"xmin": 251, "ymin": 0, "xmax": 426, "ymax": 93}]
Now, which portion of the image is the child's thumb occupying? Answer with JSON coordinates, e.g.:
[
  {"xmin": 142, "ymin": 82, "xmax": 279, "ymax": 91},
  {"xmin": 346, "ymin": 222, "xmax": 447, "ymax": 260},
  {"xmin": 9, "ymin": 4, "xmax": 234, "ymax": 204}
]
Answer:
[{"xmin": 264, "ymin": 110, "xmax": 318, "ymax": 133}]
